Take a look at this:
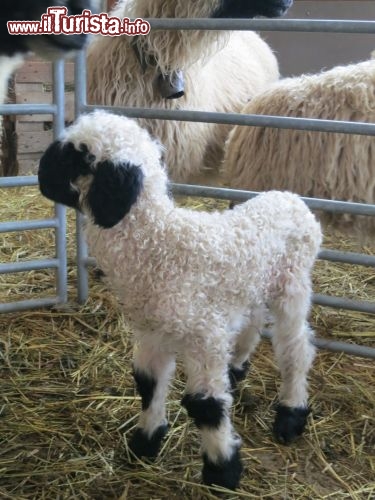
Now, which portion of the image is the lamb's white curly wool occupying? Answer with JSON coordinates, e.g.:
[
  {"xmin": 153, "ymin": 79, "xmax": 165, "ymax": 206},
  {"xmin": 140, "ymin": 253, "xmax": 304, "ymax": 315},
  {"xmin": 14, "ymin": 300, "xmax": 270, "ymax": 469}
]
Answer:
[
  {"xmin": 64, "ymin": 112, "xmax": 321, "ymax": 350},
  {"xmin": 47, "ymin": 110, "xmax": 322, "ymax": 490}
]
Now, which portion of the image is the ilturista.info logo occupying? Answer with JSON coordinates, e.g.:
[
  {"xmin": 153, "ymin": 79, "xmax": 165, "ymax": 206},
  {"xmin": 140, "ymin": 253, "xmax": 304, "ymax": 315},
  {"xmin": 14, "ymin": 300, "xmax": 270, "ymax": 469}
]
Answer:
[{"xmin": 7, "ymin": 7, "xmax": 151, "ymax": 37}]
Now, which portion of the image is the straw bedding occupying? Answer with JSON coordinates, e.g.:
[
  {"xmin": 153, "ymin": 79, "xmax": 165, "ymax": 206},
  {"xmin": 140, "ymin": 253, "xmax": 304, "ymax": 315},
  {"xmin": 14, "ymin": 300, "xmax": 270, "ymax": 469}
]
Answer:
[{"xmin": 0, "ymin": 187, "xmax": 374, "ymax": 499}]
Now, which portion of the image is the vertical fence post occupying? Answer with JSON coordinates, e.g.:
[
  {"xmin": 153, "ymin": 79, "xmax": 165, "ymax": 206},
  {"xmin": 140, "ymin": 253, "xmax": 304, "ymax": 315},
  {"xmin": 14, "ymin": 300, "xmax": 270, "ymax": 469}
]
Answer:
[
  {"xmin": 52, "ymin": 59, "xmax": 68, "ymax": 305},
  {"xmin": 74, "ymin": 50, "xmax": 90, "ymax": 304}
]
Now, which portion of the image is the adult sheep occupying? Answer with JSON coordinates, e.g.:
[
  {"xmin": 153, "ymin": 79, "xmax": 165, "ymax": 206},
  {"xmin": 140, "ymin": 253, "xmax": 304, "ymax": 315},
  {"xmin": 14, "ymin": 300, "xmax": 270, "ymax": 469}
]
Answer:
[
  {"xmin": 87, "ymin": 0, "xmax": 293, "ymax": 183},
  {"xmin": 38, "ymin": 110, "xmax": 322, "ymax": 490},
  {"xmin": 0, "ymin": 0, "xmax": 99, "ymax": 104},
  {"xmin": 223, "ymin": 59, "xmax": 375, "ymax": 231}
]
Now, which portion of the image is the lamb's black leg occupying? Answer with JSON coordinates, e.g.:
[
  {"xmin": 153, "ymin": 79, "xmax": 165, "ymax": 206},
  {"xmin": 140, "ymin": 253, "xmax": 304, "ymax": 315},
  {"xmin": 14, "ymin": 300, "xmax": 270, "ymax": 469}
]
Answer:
[
  {"xmin": 127, "ymin": 346, "xmax": 175, "ymax": 459},
  {"xmin": 182, "ymin": 393, "xmax": 242, "ymax": 490},
  {"xmin": 182, "ymin": 339, "xmax": 243, "ymax": 490},
  {"xmin": 273, "ymin": 404, "xmax": 310, "ymax": 444}
]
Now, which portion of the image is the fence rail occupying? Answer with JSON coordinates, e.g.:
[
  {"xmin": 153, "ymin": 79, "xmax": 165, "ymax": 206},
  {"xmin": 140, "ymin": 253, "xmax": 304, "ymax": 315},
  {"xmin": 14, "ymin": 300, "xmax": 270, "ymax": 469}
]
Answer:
[
  {"xmin": 0, "ymin": 18, "xmax": 374, "ymax": 358},
  {"xmin": 144, "ymin": 18, "xmax": 375, "ymax": 34},
  {"xmin": 0, "ymin": 61, "xmax": 67, "ymax": 314}
]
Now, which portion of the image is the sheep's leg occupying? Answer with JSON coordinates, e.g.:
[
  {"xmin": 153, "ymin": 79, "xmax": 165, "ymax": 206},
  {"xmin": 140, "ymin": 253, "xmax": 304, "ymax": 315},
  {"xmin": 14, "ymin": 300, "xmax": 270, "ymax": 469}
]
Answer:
[
  {"xmin": 128, "ymin": 343, "xmax": 176, "ymax": 459},
  {"xmin": 270, "ymin": 277, "xmax": 316, "ymax": 444},
  {"xmin": 181, "ymin": 338, "xmax": 242, "ymax": 490},
  {"xmin": 228, "ymin": 310, "xmax": 264, "ymax": 389}
]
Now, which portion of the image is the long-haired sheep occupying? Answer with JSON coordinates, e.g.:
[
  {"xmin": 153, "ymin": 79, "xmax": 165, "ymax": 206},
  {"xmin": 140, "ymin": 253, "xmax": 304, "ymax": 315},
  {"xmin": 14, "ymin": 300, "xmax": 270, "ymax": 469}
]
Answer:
[
  {"xmin": 223, "ymin": 59, "xmax": 375, "ymax": 230},
  {"xmin": 87, "ymin": 0, "xmax": 293, "ymax": 183},
  {"xmin": 38, "ymin": 110, "xmax": 322, "ymax": 490},
  {"xmin": 0, "ymin": 1, "xmax": 99, "ymax": 104}
]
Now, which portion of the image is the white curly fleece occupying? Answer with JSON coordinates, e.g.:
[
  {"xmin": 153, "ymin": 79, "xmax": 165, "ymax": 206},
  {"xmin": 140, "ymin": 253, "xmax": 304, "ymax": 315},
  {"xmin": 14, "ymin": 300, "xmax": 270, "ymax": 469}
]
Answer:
[
  {"xmin": 65, "ymin": 111, "xmax": 322, "ymax": 402},
  {"xmin": 56, "ymin": 110, "xmax": 323, "ymax": 475}
]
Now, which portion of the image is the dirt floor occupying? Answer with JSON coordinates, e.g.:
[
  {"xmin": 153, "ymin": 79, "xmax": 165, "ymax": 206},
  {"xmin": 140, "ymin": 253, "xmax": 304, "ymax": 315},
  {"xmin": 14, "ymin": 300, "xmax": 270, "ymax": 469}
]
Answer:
[{"xmin": 0, "ymin": 188, "xmax": 374, "ymax": 499}]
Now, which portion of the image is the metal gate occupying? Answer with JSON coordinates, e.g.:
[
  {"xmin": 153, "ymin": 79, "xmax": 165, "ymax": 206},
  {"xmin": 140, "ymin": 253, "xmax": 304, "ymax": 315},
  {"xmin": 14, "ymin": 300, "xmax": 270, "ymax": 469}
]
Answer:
[
  {"xmin": 1, "ymin": 15, "xmax": 374, "ymax": 359},
  {"xmin": 0, "ymin": 61, "xmax": 67, "ymax": 313}
]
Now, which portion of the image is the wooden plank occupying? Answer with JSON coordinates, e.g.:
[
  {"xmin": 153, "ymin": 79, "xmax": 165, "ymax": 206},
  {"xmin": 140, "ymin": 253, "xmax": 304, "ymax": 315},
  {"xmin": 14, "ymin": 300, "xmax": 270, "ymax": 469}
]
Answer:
[
  {"xmin": 16, "ymin": 114, "xmax": 56, "ymax": 123},
  {"xmin": 16, "ymin": 82, "xmax": 45, "ymax": 93},
  {"xmin": 16, "ymin": 122, "xmax": 49, "ymax": 133},
  {"xmin": 17, "ymin": 131, "xmax": 53, "ymax": 154},
  {"xmin": 15, "ymin": 90, "xmax": 75, "ymax": 122},
  {"xmin": 15, "ymin": 59, "xmax": 75, "ymax": 84},
  {"xmin": 17, "ymin": 152, "xmax": 43, "ymax": 161},
  {"xmin": 15, "ymin": 61, "xmax": 52, "ymax": 84},
  {"xmin": 17, "ymin": 89, "xmax": 55, "ymax": 105}
]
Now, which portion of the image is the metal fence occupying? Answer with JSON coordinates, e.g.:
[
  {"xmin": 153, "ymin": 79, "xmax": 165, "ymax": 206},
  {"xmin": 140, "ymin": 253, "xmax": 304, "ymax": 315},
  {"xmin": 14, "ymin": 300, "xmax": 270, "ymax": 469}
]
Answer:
[
  {"xmin": 0, "ymin": 61, "xmax": 67, "ymax": 313},
  {"xmin": 0, "ymin": 16, "xmax": 374, "ymax": 359},
  {"xmin": 75, "ymin": 18, "xmax": 375, "ymax": 359}
]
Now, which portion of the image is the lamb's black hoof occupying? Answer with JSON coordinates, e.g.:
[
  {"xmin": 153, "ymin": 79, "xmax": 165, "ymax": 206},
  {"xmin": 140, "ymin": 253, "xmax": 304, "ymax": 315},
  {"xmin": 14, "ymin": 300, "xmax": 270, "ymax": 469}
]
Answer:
[
  {"xmin": 128, "ymin": 423, "xmax": 168, "ymax": 459},
  {"xmin": 273, "ymin": 404, "xmax": 310, "ymax": 444},
  {"xmin": 228, "ymin": 361, "xmax": 250, "ymax": 390},
  {"xmin": 202, "ymin": 447, "xmax": 243, "ymax": 491}
]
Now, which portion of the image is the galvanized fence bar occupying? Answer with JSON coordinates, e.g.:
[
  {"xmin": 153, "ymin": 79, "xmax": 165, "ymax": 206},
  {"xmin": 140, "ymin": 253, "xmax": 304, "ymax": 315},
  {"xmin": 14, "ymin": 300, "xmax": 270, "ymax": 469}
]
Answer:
[
  {"xmin": 171, "ymin": 184, "xmax": 375, "ymax": 216},
  {"xmin": 0, "ymin": 104, "xmax": 56, "ymax": 116},
  {"xmin": 74, "ymin": 51, "xmax": 90, "ymax": 304},
  {"xmin": 313, "ymin": 294, "xmax": 374, "ymax": 315},
  {"xmin": 0, "ymin": 259, "xmax": 59, "ymax": 274},
  {"xmin": 0, "ymin": 175, "xmax": 38, "ymax": 188},
  {"xmin": 261, "ymin": 331, "xmax": 375, "ymax": 360},
  {"xmin": 53, "ymin": 60, "xmax": 68, "ymax": 306},
  {"xmin": 82, "ymin": 104, "xmax": 375, "ymax": 137},
  {"xmin": 318, "ymin": 250, "xmax": 375, "ymax": 268},
  {"xmin": 0, "ymin": 219, "xmax": 58, "ymax": 233},
  {"xmin": 0, "ymin": 298, "xmax": 60, "ymax": 314},
  {"xmin": 145, "ymin": 18, "xmax": 375, "ymax": 34},
  {"xmin": 71, "ymin": 18, "xmax": 374, "ymax": 359}
]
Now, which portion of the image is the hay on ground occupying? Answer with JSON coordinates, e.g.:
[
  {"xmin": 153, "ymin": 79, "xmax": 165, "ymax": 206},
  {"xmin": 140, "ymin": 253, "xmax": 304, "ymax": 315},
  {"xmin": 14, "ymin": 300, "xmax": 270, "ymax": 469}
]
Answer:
[{"xmin": 0, "ymin": 187, "xmax": 374, "ymax": 499}]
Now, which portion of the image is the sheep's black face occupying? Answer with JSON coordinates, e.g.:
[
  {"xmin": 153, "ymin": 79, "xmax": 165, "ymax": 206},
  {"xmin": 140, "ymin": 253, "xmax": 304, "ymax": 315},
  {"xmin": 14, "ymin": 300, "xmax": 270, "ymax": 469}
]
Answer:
[
  {"xmin": 38, "ymin": 141, "xmax": 91, "ymax": 209},
  {"xmin": 38, "ymin": 140, "xmax": 144, "ymax": 229},
  {"xmin": 213, "ymin": 0, "xmax": 293, "ymax": 19},
  {"xmin": 1, "ymin": 1, "xmax": 95, "ymax": 57}
]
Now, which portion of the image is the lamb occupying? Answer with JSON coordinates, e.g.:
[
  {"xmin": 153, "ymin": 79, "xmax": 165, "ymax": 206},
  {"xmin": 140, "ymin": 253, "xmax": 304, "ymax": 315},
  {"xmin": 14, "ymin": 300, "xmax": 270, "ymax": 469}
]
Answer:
[
  {"xmin": 38, "ymin": 110, "xmax": 322, "ymax": 490},
  {"xmin": 0, "ymin": 0, "xmax": 99, "ymax": 104},
  {"xmin": 223, "ymin": 59, "xmax": 375, "ymax": 230},
  {"xmin": 87, "ymin": 0, "xmax": 293, "ymax": 184}
]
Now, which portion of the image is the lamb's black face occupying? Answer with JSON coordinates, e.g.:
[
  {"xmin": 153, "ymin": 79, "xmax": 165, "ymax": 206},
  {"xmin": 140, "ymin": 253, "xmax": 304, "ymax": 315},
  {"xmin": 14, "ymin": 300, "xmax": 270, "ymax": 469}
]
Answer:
[
  {"xmin": 1, "ymin": 0, "xmax": 95, "ymax": 57},
  {"xmin": 38, "ymin": 140, "xmax": 144, "ymax": 229},
  {"xmin": 213, "ymin": 0, "xmax": 293, "ymax": 19},
  {"xmin": 38, "ymin": 141, "xmax": 91, "ymax": 209}
]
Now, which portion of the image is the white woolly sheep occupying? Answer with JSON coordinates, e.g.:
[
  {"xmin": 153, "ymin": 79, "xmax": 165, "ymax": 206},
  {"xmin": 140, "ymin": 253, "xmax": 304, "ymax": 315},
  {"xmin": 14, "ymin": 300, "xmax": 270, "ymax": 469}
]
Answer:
[
  {"xmin": 38, "ymin": 110, "xmax": 322, "ymax": 490},
  {"xmin": 223, "ymin": 59, "xmax": 375, "ymax": 230},
  {"xmin": 0, "ymin": 1, "xmax": 99, "ymax": 104},
  {"xmin": 87, "ymin": 0, "xmax": 293, "ymax": 183}
]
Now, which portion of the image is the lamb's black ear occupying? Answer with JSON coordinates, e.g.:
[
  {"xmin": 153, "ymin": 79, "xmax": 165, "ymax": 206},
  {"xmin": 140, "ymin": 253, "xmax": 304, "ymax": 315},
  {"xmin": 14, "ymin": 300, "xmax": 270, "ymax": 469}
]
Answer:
[
  {"xmin": 38, "ymin": 141, "xmax": 92, "ymax": 208},
  {"xmin": 87, "ymin": 161, "xmax": 144, "ymax": 228}
]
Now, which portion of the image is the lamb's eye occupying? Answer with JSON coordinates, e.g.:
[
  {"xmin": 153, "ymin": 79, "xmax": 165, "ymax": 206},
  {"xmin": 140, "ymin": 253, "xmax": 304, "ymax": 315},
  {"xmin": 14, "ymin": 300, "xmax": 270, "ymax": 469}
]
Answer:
[{"xmin": 86, "ymin": 153, "xmax": 96, "ymax": 164}]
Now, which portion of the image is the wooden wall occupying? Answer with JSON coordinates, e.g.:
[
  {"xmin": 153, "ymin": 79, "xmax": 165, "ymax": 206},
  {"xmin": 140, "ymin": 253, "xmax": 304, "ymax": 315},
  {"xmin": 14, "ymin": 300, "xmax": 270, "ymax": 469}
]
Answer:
[{"xmin": 4, "ymin": 60, "xmax": 75, "ymax": 176}]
